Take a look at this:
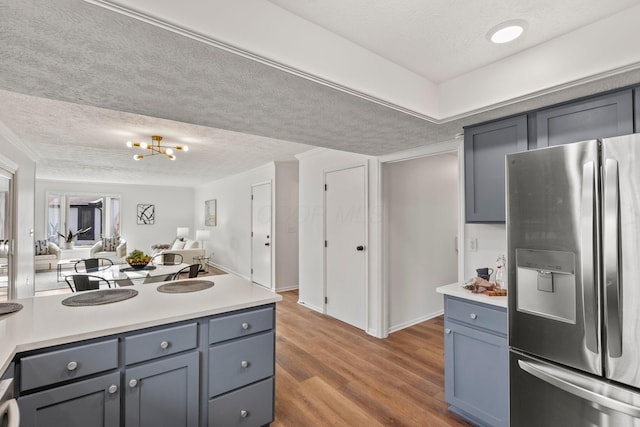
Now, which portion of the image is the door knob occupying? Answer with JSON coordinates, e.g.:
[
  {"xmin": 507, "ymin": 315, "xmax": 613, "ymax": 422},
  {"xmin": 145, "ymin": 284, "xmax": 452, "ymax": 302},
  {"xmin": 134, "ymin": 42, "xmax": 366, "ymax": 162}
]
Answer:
[
  {"xmin": 356, "ymin": 245, "xmax": 365, "ymax": 251},
  {"xmin": 265, "ymin": 243, "xmax": 270, "ymax": 246}
]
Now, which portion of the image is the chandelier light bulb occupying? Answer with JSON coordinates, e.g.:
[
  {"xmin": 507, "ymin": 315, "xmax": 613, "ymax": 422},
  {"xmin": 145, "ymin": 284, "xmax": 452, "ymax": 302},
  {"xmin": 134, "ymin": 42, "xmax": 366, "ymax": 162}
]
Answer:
[{"xmin": 126, "ymin": 135, "xmax": 189, "ymax": 161}]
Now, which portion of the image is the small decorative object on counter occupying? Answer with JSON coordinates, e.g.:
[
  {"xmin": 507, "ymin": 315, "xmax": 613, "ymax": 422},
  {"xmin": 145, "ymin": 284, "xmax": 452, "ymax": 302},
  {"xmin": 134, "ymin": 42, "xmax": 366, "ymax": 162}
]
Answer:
[
  {"xmin": 126, "ymin": 249, "xmax": 151, "ymax": 269},
  {"xmin": 495, "ymin": 254, "xmax": 507, "ymax": 289}
]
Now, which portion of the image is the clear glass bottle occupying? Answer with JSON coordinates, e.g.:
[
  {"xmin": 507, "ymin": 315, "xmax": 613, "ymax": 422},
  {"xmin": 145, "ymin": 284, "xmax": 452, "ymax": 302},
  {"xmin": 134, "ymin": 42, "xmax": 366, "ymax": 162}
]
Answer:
[{"xmin": 495, "ymin": 255, "xmax": 506, "ymax": 289}]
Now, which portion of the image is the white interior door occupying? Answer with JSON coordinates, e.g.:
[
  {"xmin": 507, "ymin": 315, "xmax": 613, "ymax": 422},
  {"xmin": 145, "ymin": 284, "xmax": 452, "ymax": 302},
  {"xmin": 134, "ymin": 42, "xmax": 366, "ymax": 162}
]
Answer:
[
  {"xmin": 325, "ymin": 165, "xmax": 366, "ymax": 329},
  {"xmin": 251, "ymin": 182, "xmax": 272, "ymax": 289}
]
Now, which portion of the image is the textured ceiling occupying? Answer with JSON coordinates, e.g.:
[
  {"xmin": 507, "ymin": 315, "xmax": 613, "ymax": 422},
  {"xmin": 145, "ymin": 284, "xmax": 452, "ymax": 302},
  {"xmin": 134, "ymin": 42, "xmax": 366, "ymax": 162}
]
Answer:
[
  {"xmin": 2, "ymin": 0, "xmax": 640, "ymax": 187},
  {"xmin": 269, "ymin": 0, "xmax": 640, "ymax": 82}
]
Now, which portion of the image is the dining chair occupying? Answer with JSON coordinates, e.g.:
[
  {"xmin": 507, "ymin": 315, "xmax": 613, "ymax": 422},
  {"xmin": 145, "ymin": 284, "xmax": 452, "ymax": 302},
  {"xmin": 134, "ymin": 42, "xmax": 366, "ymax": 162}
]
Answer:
[
  {"xmin": 65, "ymin": 274, "xmax": 112, "ymax": 292},
  {"xmin": 74, "ymin": 257, "xmax": 114, "ymax": 273},
  {"xmin": 171, "ymin": 264, "xmax": 200, "ymax": 280},
  {"xmin": 150, "ymin": 252, "xmax": 184, "ymax": 266}
]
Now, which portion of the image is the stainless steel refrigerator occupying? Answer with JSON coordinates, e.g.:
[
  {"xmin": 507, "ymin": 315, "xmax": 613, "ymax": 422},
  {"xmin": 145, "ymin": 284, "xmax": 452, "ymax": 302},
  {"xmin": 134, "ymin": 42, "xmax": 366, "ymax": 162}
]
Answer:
[{"xmin": 507, "ymin": 134, "xmax": 640, "ymax": 426}]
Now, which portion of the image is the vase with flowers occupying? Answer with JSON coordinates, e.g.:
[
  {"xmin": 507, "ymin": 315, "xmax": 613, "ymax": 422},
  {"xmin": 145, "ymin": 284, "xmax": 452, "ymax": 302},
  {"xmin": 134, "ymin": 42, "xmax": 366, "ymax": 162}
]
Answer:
[{"xmin": 57, "ymin": 227, "xmax": 92, "ymax": 249}]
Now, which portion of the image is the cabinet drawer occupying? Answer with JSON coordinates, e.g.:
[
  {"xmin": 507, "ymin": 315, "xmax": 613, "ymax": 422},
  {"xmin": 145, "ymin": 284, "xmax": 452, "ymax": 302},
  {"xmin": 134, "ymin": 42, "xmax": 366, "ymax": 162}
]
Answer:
[
  {"xmin": 209, "ymin": 331, "xmax": 274, "ymax": 397},
  {"xmin": 20, "ymin": 339, "xmax": 118, "ymax": 391},
  {"xmin": 125, "ymin": 322, "xmax": 197, "ymax": 365},
  {"xmin": 209, "ymin": 307, "xmax": 273, "ymax": 344},
  {"xmin": 445, "ymin": 297, "xmax": 506, "ymax": 335},
  {"xmin": 209, "ymin": 377, "xmax": 274, "ymax": 427}
]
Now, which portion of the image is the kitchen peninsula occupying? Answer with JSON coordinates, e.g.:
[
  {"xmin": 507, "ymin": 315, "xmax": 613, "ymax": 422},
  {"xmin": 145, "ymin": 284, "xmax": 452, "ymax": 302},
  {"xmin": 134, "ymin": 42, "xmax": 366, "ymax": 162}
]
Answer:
[
  {"xmin": 437, "ymin": 283, "xmax": 508, "ymax": 427},
  {"xmin": 0, "ymin": 274, "xmax": 281, "ymax": 427}
]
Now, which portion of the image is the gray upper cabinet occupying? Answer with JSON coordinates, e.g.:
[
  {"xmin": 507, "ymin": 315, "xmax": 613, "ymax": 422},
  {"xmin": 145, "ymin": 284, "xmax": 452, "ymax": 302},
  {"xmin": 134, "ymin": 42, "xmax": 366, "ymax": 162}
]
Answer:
[
  {"xmin": 465, "ymin": 115, "xmax": 528, "ymax": 223},
  {"xmin": 535, "ymin": 90, "xmax": 633, "ymax": 148},
  {"xmin": 635, "ymin": 88, "xmax": 640, "ymax": 132}
]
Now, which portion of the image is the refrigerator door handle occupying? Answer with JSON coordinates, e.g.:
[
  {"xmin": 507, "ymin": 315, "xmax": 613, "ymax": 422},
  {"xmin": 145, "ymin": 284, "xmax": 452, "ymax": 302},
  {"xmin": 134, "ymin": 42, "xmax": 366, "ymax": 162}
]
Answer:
[
  {"xmin": 518, "ymin": 359, "xmax": 640, "ymax": 418},
  {"xmin": 603, "ymin": 158, "xmax": 622, "ymax": 357},
  {"xmin": 581, "ymin": 161, "xmax": 598, "ymax": 353}
]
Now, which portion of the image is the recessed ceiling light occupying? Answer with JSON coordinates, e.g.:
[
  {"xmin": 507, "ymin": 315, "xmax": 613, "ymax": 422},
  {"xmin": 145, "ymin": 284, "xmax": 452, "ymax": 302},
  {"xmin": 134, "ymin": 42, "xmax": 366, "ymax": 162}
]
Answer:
[{"xmin": 487, "ymin": 20, "xmax": 527, "ymax": 44}]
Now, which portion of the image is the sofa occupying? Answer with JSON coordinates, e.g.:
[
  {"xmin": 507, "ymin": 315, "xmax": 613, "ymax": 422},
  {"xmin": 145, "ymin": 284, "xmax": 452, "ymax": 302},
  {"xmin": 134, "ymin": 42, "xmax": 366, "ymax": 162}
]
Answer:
[
  {"xmin": 90, "ymin": 237, "xmax": 127, "ymax": 262},
  {"xmin": 152, "ymin": 238, "xmax": 205, "ymax": 265},
  {"xmin": 34, "ymin": 240, "xmax": 61, "ymax": 270}
]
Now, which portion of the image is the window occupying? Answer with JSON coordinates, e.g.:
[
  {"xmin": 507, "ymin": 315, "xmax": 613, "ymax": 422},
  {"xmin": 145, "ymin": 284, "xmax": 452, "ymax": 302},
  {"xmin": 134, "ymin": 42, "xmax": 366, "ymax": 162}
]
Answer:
[{"xmin": 47, "ymin": 193, "xmax": 121, "ymax": 246}]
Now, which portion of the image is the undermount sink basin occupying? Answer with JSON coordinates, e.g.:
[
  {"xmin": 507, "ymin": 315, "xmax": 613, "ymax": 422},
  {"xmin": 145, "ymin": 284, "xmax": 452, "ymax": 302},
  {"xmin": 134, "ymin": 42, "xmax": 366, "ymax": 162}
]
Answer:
[
  {"xmin": 157, "ymin": 279, "xmax": 214, "ymax": 294},
  {"xmin": 62, "ymin": 289, "xmax": 138, "ymax": 307}
]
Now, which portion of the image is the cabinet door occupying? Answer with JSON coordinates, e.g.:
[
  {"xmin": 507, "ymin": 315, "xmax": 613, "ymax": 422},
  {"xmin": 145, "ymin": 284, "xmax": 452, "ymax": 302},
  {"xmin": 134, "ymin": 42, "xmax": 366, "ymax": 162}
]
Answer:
[
  {"xmin": 18, "ymin": 372, "xmax": 120, "ymax": 427},
  {"xmin": 536, "ymin": 90, "xmax": 633, "ymax": 148},
  {"xmin": 444, "ymin": 320, "xmax": 508, "ymax": 427},
  {"xmin": 125, "ymin": 351, "xmax": 199, "ymax": 427},
  {"xmin": 465, "ymin": 115, "xmax": 528, "ymax": 223}
]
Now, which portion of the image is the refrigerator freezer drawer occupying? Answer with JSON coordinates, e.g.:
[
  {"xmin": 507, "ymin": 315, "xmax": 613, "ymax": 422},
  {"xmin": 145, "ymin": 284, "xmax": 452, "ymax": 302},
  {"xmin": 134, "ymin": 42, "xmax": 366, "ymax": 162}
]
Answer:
[{"xmin": 511, "ymin": 351, "xmax": 640, "ymax": 426}]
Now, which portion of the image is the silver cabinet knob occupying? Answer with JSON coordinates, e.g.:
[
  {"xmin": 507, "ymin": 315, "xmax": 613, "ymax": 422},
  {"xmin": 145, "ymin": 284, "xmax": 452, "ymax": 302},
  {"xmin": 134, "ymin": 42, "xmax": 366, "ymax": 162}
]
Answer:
[
  {"xmin": 240, "ymin": 410, "xmax": 249, "ymax": 418},
  {"xmin": 470, "ymin": 313, "xmax": 478, "ymax": 320},
  {"xmin": 241, "ymin": 322, "xmax": 250, "ymax": 330},
  {"xmin": 444, "ymin": 328, "xmax": 451, "ymax": 334},
  {"xmin": 129, "ymin": 379, "xmax": 138, "ymax": 388},
  {"xmin": 108, "ymin": 384, "xmax": 118, "ymax": 394},
  {"xmin": 160, "ymin": 340, "xmax": 169, "ymax": 349},
  {"xmin": 66, "ymin": 361, "xmax": 78, "ymax": 371},
  {"xmin": 241, "ymin": 360, "xmax": 249, "ymax": 368}
]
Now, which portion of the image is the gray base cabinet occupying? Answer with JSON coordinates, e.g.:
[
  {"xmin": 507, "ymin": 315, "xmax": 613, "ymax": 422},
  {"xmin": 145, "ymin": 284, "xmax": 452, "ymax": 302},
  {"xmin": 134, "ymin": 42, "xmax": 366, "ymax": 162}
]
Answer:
[
  {"xmin": 14, "ymin": 304, "xmax": 276, "ymax": 427},
  {"xmin": 18, "ymin": 371, "xmax": 121, "ymax": 427},
  {"xmin": 464, "ymin": 115, "xmax": 528, "ymax": 223},
  {"xmin": 443, "ymin": 296, "xmax": 508, "ymax": 427},
  {"xmin": 125, "ymin": 352, "xmax": 199, "ymax": 427}
]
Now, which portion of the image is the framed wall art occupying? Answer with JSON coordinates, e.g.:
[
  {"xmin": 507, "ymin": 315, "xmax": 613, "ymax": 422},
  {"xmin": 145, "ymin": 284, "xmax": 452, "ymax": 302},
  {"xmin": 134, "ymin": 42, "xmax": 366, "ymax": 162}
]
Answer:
[
  {"xmin": 137, "ymin": 203, "xmax": 155, "ymax": 225},
  {"xmin": 205, "ymin": 199, "xmax": 217, "ymax": 226}
]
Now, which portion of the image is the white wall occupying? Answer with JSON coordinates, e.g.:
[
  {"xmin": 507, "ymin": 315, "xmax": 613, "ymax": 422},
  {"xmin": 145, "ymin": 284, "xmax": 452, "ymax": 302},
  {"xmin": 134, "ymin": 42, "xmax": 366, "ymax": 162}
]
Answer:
[
  {"xmin": 297, "ymin": 148, "xmax": 382, "ymax": 336},
  {"xmin": 463, "ymin": 223, "xmax": 507, "ymax": 281},
  {"xmin": 35, "ymin": 180, "xmax": 195, "ymax": 256},
  {"xmin": 194, "ymin": 163, "xmax": 273, "ymax": 279},
  {"xmin": 0, "ymin": 133, "xmax": 36, "ymax": 298},
  {"xmin": 193, "ymin": 161, "xmax": 298, "ymax": 289},
  {"xmin": 274, "ymin": 162, "xmax": 299, "ymax": 291},
  {"xmin": 384, "ymin": 153, "xmax": 458, "ymax": 332}
]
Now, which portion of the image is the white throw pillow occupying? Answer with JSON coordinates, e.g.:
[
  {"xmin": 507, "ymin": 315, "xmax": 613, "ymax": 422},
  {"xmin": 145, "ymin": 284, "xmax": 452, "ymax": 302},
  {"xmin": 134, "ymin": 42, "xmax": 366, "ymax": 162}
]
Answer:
[
  {"xmin": 183, "ymin": 239, "xmax": 199, "ymax": 249},
  {"xmin": 171, "ymin": 240, "xmax": 186, "ymax": 250}
]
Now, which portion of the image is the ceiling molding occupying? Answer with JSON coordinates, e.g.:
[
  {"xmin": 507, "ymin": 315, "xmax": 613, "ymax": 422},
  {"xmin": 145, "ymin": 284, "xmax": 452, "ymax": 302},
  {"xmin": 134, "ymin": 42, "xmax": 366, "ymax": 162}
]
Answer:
[{"xmin": 0, "ymin": 119, "xmax": 40, "ymax": 162}]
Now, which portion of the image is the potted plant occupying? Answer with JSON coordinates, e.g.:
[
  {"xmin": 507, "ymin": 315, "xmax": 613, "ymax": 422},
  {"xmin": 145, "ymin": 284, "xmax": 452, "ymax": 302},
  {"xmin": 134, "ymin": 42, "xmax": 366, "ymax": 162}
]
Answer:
[
  {"xmin": 126, "ymin": 249, "xmax": 152, "ymax": 270},
  {"xmin": 57, "ymin": 227, "xmax": 92, "ymax": 249}
]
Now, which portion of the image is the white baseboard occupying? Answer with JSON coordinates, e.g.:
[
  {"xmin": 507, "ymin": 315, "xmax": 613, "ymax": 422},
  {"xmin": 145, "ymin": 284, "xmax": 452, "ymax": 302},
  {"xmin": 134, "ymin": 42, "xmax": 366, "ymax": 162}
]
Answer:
[
  {"xmin": 296, "ymin": 299, "xmax": 323, "ymax": 314},
  {"xmin": 388, "ymin": 310, "xmax": 444, "ymax": 334},
  {"xmin": 207, "ymin": 262, "xmax": 250, "ymax": 281},
  {"xmin": 275, "ymin": 285, "xmax": 299, "ymax": 292}
]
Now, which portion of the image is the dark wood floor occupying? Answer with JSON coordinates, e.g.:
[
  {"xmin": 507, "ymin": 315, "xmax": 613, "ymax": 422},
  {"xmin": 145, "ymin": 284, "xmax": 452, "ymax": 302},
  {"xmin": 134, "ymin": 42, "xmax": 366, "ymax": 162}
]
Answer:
[{"xmin": 273, "ymin": 290, "xmax": 472, "ymax": 426}]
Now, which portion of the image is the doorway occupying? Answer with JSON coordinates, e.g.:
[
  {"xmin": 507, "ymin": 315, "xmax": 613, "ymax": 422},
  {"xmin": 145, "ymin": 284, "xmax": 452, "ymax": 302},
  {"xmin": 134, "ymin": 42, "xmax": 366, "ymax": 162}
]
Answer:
[
  {"xmin": 251, "ymin": 182, "xmax": 272, "ymax": 289},
  {"xmin": 324, "ymin": 165, "xmax": 367, "ymax": 330},
  {"xmin": 0, "ymin": 169, "xmax": 13, "ymax": 301},
  {"xmin": 384, "ymin": 151, "xmax": 459, "ymax": 332}
]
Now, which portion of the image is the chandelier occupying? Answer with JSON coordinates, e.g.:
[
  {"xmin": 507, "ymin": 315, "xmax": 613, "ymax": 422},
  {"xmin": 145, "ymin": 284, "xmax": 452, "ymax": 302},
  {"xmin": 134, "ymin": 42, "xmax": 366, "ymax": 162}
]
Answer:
[{"xmin": 126, "ymin": 135, "xmax": 189, "ymax": 161}]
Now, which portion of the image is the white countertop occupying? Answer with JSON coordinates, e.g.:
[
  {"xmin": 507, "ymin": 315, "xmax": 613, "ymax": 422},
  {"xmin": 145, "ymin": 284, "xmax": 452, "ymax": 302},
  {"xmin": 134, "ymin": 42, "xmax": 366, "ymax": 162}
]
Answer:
[
  {"xmin": 436, "ymin": 282, "xmax": 508, "ymax": 309},
  {"xmin": 0, "ymin": 274, "xmax": 282, "ymax": 374}
]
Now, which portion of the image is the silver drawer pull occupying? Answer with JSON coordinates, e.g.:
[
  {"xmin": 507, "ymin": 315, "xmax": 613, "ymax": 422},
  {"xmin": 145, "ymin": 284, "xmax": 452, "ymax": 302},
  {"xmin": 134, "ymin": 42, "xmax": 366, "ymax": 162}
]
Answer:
[
  {"xmin": 240, "ymin": 410, "xmax": 249, "ymax": 418},
  {"xmin": 242, "ymin": 322, "xmax": 250, "ymax": 330},
  {"xmin": 241, "ymin": 360, "xmax": 250, "ymax": 368},
  {"xmin": 445, "ymin": 328, "xmax": 451, "ymax": 334},
  {"xmin": 108, "ymin": 384, "xmax": 118, "ymax": 394},
  {"xmin": 160, "ymin": 340, "xmax": 170, "ymax": 349},
  {"xmin": 66, "ymin": 361, "xmax": 78, "ymax": 371},
  {"xmin": 470, "ymin": 313, "xmax": 478, "ymax": 320},
  {"xmin": 129, "ymin": 379, "xmax": 138, "ymax": 388}
]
